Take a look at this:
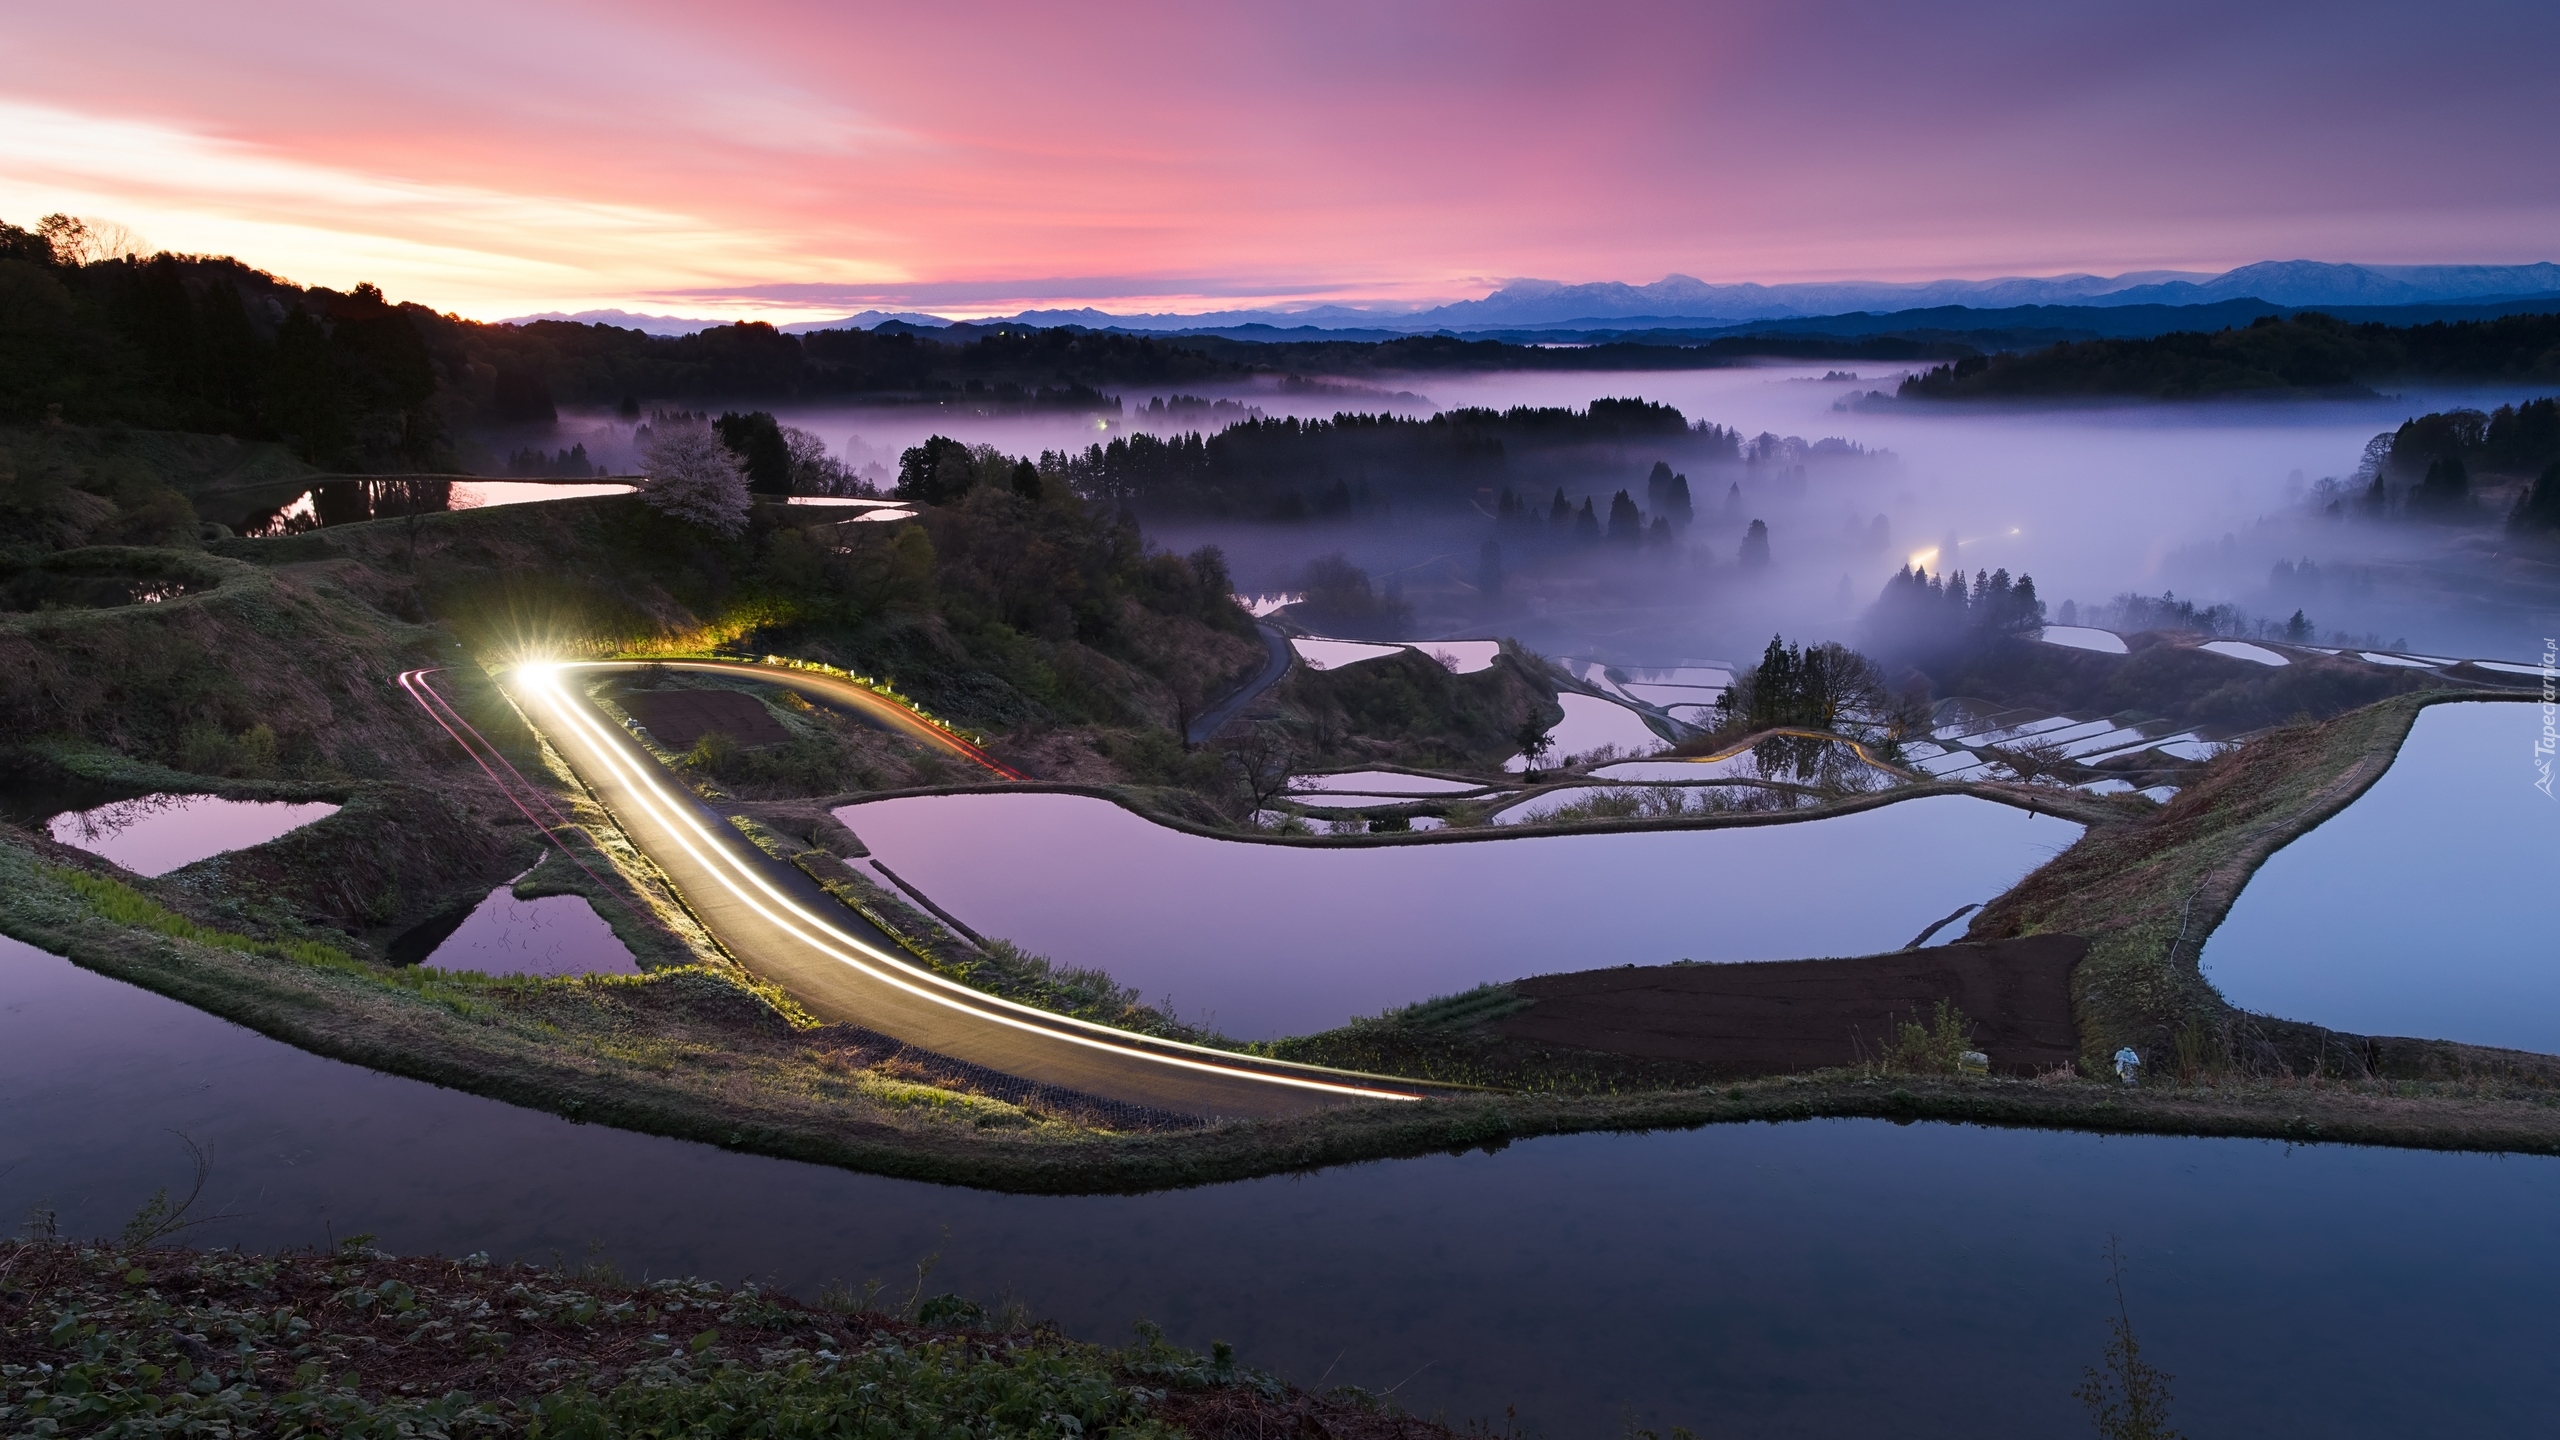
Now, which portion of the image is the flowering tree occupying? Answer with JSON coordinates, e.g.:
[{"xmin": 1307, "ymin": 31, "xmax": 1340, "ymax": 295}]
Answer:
[{"xmin": 640, "ymin": 418, "xmax": 751, "ymax": 535}]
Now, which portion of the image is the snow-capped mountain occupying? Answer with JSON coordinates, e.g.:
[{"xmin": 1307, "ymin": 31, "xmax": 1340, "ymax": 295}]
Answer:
[{"xmin": 506, "ymin": 261, "xmax": 2560, "ymax": 336}]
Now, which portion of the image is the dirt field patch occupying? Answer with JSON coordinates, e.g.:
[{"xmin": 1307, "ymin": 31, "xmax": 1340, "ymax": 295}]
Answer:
[
  {"xmin": 1499, "ymin": 935, "xmax": 2086, "ymax": 1076},
  {"xmin": 619, "ymin": 688, "xmax": 791, "ymax": 749}
]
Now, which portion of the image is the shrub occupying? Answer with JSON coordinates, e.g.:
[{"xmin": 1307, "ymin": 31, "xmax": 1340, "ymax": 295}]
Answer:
[{"xmin": 1881, "ymin": 998, "xmax": 1977, "ymax": 1074}]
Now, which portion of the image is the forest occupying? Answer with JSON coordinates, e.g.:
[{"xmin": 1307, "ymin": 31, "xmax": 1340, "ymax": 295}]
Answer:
[
  {"xmin": 1895, "ymin": 310, "xmax": 2560, "ymax": 400},
  {"xmin": 0, "ymin": 214, "xmax": 1959, "ymax": 478},
  {"xmin": 2318, "ymin": 396, "xmax": 2560, "ymax": 530},
  {"xmin": 1032, "ymin": 400, "xmax": 1735, "ymax": 516}
]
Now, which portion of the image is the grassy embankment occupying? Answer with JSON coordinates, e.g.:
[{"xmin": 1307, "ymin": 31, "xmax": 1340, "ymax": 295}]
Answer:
[
  {"xmin": 11, "ymin": 471, "xmax": 2560, "ymax": 1188},
  {"xmin": 1965, "ymin": 688, "xmax": 2560, "ymax": 1083},
  {"xmin": 21, "ymin": 680, "xmax": 2560, "ymax": 1200},
  {"xmin": 0, "ymin": 1236, "xmax": 1447, "ymax": 1438}
]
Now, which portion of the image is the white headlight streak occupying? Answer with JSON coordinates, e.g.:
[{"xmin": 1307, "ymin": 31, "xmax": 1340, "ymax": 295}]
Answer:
[{"xmin": 520, "ymin": 663, "xmax": 1425, "ymax": 1104}]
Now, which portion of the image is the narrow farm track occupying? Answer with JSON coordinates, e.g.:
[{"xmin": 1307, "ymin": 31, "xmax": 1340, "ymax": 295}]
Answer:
[
  {"xmin": 643, "ymin": 658, "xmax": 1026, "ymax": 778},
  {"xmin": 436, "ymin": 660, "xmax": 1434, "ymax": 1121}
]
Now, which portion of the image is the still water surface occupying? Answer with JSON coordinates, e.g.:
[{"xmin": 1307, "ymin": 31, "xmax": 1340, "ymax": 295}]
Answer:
[
  {"xmin": 41, "ymin": 793, "xmax": 341, "ymax": 876},
  {"xmin": 3, "ymin": 934, "xmax": 2553, "ymax": 1436},
  {"xmin": 2202, "ymin": 700, "xmax": 2559, "ymax": 1051},
  {"xmin": 420, "ymin": 885, "xmax": 639, "ymax": 978},
  {"xmin": 838, "ymin": 791, "xmax": 2079, "ymax": 1037}
]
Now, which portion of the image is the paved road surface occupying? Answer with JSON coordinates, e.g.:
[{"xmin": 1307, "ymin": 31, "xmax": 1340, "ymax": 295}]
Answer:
[
  {"xmin": 1187, "ymin": 624, "xmax": 1294, "ymax": 746},
  {"xmin": 500, "ymin": 661, "xmax": 1427, "ymax": 1120}
]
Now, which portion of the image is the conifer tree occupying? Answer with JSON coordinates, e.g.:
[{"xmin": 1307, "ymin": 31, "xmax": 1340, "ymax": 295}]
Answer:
[
  {"xmin": 1606, "ymin": 489, "xmax": 1643, "ymax": 545},
  {"xmin": 1738, "ymin": 518, "xmax": 1770, "ymax": 568},
  {"xmin": 2510, "ymin": 460, "xmax": 2560, "ymax": 533}
]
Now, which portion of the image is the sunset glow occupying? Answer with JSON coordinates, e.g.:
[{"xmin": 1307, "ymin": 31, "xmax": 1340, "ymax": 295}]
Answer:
[{"xmin": 7, "ymin": 0, "xmax": 2555, "ymax": 319}]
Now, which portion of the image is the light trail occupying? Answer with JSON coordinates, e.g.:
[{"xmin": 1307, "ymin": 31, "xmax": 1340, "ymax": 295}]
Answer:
[
  {"xmin": 1675, "ymin": 726, "xmax": 1915, "ymax": 777},
  {"xmin": 655, "ymin": 659, "xmax": 1023, "ymax": 779},
  {"xmin": 516, "ymin": 662, "xmax": 1429, "ymax": 1105},
  {"xmin": 396, "ymin": 667, "xmax": 624, "ymax": 898}
]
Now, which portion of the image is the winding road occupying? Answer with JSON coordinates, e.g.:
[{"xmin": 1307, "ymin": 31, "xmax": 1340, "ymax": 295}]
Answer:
[
  {"xmin": 1186, "ymin": 623, "xmax": 1294, "ymax": 747},
  {"xmin": 430, "ymin": 660, "xmax": 1431, "ymax": 1120}
]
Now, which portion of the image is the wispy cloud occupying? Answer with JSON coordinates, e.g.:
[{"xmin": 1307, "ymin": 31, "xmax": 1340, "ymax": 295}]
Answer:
[
  {"xmin": 0, "ymin": 100, "xmax": 923, "ymax": 313},
  {"xmin": 2, "ymin": 0, "xmax": 2550, "ymax": 320}
]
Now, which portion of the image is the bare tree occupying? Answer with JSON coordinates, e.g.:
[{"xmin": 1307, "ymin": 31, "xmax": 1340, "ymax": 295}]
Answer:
[
  {"xmin": 1220, "ymin": 723, "xmax": 1299, "ymax": 818},
  {"xmin": 782, "ymin": 425, "xmax": 856, "ymax": 495},
  {"xmin": 371, "ymin": 476, "xmax": 451, "ymax": 572},
  {"xmin": 1982, "ymin": 733, "xmax": 2077, "ymax": 786},
  {"xmin": 38, "ymin": 213, "xmax": 149, "ymax": 266}
]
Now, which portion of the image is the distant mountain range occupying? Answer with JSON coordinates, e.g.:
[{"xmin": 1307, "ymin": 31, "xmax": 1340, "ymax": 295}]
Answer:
[
  {"xmin": 500, "ymin": 307, "xmax": 952, "ymax": 335},
  {"xmin": 504, "ymin": 261, "xmax": 2560, "ymax": 337}
]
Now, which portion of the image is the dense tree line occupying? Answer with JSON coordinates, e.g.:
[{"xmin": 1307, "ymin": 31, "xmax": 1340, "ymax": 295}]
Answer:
[
  {"xmin": 0, "ymin": 218, "xmax": 444, "ymax": 467},
  {"xmin": 2063, "ymin": 590, "xmax": 2316, "ymax": 643},
  {"xmin": 2308, "ymin": 397, "xmax": 2560, "ymax": 529},
  {"xmin": 1718, "ymin": 636, "xmax": 1887, "ymax": 733},
  {"xmin": 0, "ymin": 215, "xmax": 1984, "ymax": 478},
  {"xmin": 1897, "ymin": 311, "xmax": 2560, "ymax": 401},
  {"xmin": 2384, "ymin": 397, "xmax": 2560, "ymax": 477},
  {"xmin": 1862, "ymin": 563, "xmax": 2046, "ymax": 664},
  {"xmin": 1709, "ymin": 635, "xmax": 1914, "ymax": 778},
  {"xmin": 1033, "ymin": 400, "xmax": 1720, "ymax": 516},
  {"xmin": 0, "ymin": 218, "xmax": 1239, "ymax": 465},
  {"xmin": 2384, "ymin": 397, "xmax": 2560, "ymax": 530}
]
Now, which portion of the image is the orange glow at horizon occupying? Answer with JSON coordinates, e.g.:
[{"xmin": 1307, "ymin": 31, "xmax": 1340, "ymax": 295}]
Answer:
[{"xmin": 3, "ymin": 1, "xmax": 2552, "ymax": 323}]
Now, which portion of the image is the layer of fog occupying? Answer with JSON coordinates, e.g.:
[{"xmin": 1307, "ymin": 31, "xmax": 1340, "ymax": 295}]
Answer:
[{"xmin": 547, "ymin": 364, "xmax": 2560, "ymax": 667}]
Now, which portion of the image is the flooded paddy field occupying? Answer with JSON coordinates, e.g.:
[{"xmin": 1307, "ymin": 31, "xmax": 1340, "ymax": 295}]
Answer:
[
  {"xmin": 14, "ymin": 789, "xmax": 340, "ymax": 877},
  {"xmin": 2202, "ymin": 700, "xmax": 2559, "ymax": 1052},
  {"xmin": 223, "ymin": 477, "xmax": 635, "ymax": 537},
  {"xmin": 6, "ymin": 932, "xmax": 2556, "ymax": 1437},
  {"xmin": 1504, "ymin": 691, "xmax": 1668, "ymax": 769},
  {"xmin": 398, "ymin": 879, "xmax": 639, "ymax": 977},
  {"xmin": 835, "ymin": 791, "xmax": 2080, "ymax": 1038}
]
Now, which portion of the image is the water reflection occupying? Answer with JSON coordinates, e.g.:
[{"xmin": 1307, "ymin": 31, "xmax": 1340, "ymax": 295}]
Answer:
[
  {"xmin": 236, "ymin": 478, "xmax": 634, "ymax": 537},
  {"xmin": 3, "ymin": 933, "xmax": 2555, "ymax": 1436},
  {"xmin": 836, "ymin": 790, "xmax": 2079, "ymax": 1037},
  {"xmin": 0, "ymin": 570, "xmax": 205, "ymax": 612},
  {"xmin": 414, "ymin": 883, "xmax": 638, "ymax": 978},
  {"xmin": 41, "ymin": 793, "xmax": 340, "ymax": 877},
  {"xmin": 2202, "ymin": 701, "xmax": 2560, "ymax": 1051},
  {"xmin": 1504, "ymin": 692, "xmax": 1666, "ymax": 771}
]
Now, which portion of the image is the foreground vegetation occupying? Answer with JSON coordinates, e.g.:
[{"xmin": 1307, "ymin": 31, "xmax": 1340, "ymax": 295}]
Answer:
[{"xmin": 0, "ymin": 1235, "xmax": 1449, "ymax": 1438}]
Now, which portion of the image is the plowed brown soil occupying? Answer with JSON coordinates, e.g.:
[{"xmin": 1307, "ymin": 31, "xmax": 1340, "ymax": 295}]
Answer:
[
  {"xmin": 1499, "ymin": 935, "xmax": 2086, "ymax": 1076},
  {"xmin": 619, "ymin": 687, "xmax": 791, "ymax": 749}
]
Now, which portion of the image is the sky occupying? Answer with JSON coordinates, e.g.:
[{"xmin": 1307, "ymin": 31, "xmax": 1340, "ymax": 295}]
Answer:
[{"xmin": 5, "ymin": 0, "xmax": 2555, "ymax": 322}]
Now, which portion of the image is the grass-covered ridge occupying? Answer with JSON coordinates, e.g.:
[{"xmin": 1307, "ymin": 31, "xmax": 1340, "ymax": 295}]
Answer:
[
  {"xmin": 0, "ymin": 1236, "xmax": 1455, "ymax": 1438},
  {"xmin": 1968, "ymin": 689, "xmax": 2559, "ymax": 1082}
]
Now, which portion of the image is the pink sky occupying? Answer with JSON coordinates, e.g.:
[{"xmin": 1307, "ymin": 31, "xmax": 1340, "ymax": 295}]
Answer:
[{"xmin": 5, "ymin": 0, "xmax": 2553, "ymax": 320}]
